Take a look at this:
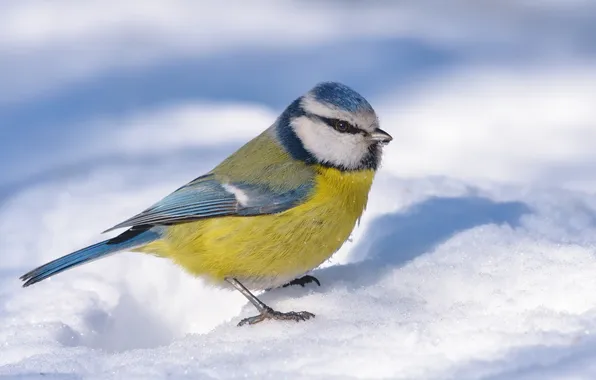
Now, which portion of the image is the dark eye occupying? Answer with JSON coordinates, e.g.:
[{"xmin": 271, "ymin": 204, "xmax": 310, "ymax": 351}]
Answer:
[
  {"xmin": 320, "ymin": 117, "xmax": 360, "ymax": 134},
  {"xmin": 334, "ymin": 120, "xmax": 349, "ymax": 132}
]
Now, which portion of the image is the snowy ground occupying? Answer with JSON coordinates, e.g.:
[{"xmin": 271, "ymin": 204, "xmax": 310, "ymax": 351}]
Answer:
[{"xmin": 2, "ymin": 1, "xmax": 596, "ymax": 379}]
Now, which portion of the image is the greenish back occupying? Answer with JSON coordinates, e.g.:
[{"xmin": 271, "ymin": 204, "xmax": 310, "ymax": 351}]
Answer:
[{"xmin": 210, "ymin": 127, "xmax": 315, "ymax": 192}]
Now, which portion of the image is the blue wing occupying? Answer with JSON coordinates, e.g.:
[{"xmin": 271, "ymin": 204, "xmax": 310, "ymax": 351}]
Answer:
[{"xmin": 103, "ymin": 173, "xmax": 313, "ymax": 232}]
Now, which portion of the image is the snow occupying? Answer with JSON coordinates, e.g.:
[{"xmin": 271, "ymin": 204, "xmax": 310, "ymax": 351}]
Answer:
[
  {"xmin": 2, "ymin": 1, "xmax": 596, "ymax": 379},
  {"xmin": 3, "ymin": 175, "xmax": 596, "ymax": 379}
]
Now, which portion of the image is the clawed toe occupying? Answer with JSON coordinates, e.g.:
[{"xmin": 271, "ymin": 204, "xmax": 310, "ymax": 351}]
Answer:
[
  {"xmin": 282, "ymin": 275, "xmax": 321, "ymax": 288},
  {"xmin": 226, "ymin": 277, "xmax": 316, "ymax": 327},
  {"xmin": 238, "ymin": 307, "xmax": 315, "ymax": 326}
]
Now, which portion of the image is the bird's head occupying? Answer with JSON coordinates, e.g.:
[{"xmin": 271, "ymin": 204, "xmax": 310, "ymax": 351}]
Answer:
[{"xmin": 276, "ymin": 82, "xmax": 392, "ymax": 171}]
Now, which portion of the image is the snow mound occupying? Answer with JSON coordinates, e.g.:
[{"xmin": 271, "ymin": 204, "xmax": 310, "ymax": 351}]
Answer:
[{"xmin": 2, "ymin": 166, "xmax": 596, "ymax": 378}]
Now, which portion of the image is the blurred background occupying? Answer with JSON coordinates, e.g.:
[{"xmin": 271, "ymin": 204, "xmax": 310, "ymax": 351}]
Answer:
[
  {"xmin": 2, "ymin": 0, "xmax": 596, "ymax": 196},
  {"xmin": 2, "ymin": 2, "xmax": 596, "ymax": 376},
  {"xmin": 1, "ymin": 0, "xmax": 596, "ymax": 290},
  {"xmin": 2, "ymin": 0, "xmax": 596, "ymax": 277}
]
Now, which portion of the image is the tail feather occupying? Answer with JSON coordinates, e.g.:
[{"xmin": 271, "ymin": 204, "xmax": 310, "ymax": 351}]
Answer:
[{"xmin": 20, "ymin": 227, "xmax": 161, "ymax": 287}]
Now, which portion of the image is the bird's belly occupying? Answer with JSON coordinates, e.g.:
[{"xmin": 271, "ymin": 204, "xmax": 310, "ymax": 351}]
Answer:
[
  {"xmin": 137, "ymin": 168, "xmax": 374, "ymax": 289},
  {"xmin": 160, "ymin": 205, "xmax": 357, "ymax": 289}
]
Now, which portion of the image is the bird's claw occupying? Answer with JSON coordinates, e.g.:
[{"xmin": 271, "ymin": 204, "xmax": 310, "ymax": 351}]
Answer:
[
  {"xmin": 282, "ymin": 275, "xmax": 321, "ymax": 288},
  {"xmin": 238, "ymin": 307, "xmax": 315, "ymax": 326}
]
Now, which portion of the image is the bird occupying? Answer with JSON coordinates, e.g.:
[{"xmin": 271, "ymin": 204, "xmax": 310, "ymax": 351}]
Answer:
[{"xmin": 20, "ymin": 82, "xmax": 393, "ymax": 326}]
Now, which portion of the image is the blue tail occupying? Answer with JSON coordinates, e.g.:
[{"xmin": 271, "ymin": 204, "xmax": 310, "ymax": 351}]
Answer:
[{"xmin": 20, "ymin": 227, "xmax": 162, "ymax": 287}]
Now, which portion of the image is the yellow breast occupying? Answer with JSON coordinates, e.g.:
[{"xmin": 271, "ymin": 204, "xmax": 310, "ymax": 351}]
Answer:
[{"xmin": 137, "ymin": 166, "xmax": 375, "ymax": 288}]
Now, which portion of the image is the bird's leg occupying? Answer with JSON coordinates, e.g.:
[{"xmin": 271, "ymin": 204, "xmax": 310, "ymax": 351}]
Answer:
[
  {"xmin": 226, "ymin": 278, "xmax": 315, "ymax": 326},
  {"xmin": 282, "ymin": 275, "xmax": 321, "ymax": 288}
]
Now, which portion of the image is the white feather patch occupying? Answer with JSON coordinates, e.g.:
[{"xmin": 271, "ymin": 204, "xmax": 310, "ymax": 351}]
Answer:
[{"xmin": 223, "ymin": 183, "xmax": 249, "ymax": 206}]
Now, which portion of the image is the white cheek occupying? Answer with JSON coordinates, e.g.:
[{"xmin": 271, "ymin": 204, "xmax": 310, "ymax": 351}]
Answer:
[{"xmin": 292, "ymin": 116, "xmax": 369, "ymax": 169}]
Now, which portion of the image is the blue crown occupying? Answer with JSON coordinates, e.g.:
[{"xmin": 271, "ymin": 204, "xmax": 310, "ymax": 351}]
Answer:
[{"xmin": 310, "ymin": 82, "xmax": 373, "ymax": 113}]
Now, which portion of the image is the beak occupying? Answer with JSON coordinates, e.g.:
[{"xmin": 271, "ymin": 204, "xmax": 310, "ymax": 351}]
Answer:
[{"xmin": 369, "ymin": 128, "xmax": 393, "ymax": 143}]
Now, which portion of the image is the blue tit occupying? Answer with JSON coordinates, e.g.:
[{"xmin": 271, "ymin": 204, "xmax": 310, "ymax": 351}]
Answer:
[{"xmin": 20, "ymin": 82, "xmax": 393, "ymax": 326}]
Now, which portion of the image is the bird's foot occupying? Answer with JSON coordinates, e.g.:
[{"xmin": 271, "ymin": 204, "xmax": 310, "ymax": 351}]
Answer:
[
  {"xmin": 238, "ymin": 307, "xmax": 315, "ymax": 326},
  {"xmin": 282, "ymin": 275, "xmax": 321, "ymax": 288}
]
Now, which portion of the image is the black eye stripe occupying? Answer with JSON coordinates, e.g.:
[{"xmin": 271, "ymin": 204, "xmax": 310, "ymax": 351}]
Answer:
[{"xmin": 319, "ymin": 117, "xmax": 361, "ymax": 134}]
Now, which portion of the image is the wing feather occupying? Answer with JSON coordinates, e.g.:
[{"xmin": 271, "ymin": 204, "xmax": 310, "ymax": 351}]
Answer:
[{"xmin": 103, "ymin": 173, "xmax": 313, "ymax": 232}]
